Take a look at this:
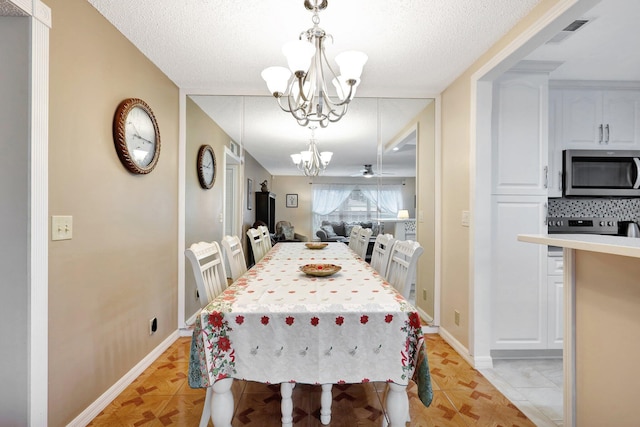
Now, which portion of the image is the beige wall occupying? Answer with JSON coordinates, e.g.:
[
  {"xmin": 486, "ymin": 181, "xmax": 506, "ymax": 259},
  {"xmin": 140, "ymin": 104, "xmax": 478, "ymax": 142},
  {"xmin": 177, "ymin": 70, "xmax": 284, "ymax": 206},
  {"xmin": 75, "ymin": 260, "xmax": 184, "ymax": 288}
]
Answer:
[
  {"xmin": 415, "ymin": 102, "xmax": 436, "ymax": 318},
  {"xmin": 48, "ymin": 0, "xmax": 179, "ymax": 425},
  {"xmin": 575, "ymin": 251, "xmax": 640, "ymax": 426},
  {"xmin": 439, "ymin": 0, "xmax": 566, "ymax": 348},
  {"xmin": 184, "ymin": 98, "xmax": 231, "ymax": 319},
  {"xmin": 271, "ymin": 176, "xmax": 313, "ymax": 240}
]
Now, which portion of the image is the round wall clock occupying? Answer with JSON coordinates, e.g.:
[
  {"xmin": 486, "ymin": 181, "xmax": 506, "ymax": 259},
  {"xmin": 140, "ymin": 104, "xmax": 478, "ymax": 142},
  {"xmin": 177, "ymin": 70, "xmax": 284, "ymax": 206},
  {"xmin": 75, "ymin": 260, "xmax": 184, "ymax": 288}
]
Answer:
[
  {"xmin": 113, "ymin": 98, "xmax": 161, "ymax": 174},
  {"xmin": 197, "ymin": 145, "xmax": 216, "ymax": 189}
]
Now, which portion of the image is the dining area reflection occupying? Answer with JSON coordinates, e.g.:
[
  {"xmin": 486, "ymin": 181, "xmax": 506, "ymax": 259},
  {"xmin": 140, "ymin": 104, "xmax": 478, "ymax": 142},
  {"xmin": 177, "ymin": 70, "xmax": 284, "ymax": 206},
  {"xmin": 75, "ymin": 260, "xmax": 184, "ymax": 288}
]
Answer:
[{"xmin": 188, "ymin": 241, "xmax": 433, "ymax": 426}]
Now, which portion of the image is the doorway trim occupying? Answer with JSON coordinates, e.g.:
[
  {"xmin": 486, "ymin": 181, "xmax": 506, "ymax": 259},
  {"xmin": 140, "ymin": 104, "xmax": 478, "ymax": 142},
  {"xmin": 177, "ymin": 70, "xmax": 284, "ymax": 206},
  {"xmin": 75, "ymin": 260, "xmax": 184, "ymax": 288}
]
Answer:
[{"xmin": 468, "ymin": 0, "xmax": 600, "ymax": 425}]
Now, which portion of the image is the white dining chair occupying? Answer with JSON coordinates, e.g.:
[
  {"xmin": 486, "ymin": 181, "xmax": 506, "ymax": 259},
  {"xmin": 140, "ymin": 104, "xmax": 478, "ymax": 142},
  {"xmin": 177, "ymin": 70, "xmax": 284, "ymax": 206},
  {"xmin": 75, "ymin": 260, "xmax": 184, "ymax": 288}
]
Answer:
[
  {"xmin": 258, "ymin": 225, "xmax": 272, "ymax": 253},
  {"xmin": 185, "ymin": 241, "xmax": 228, "ymax": 307},
  {"xmin": 184, "ymin": 240, "xmax": 229, "ymax": 427},
  {"xmin": 347, "ymin": 225, "xmax": 362, "ymax": 252},
  {"xmin": 370, "ymin": 233, "xmax": 396, "ymax": 278},
  {"xmin": 247, "ymin": 227, "xmax": 266, "ymax": 264},
  {"xmin": 386, "ymin": 240, "xmax": 424, "ymax": 300},
  {"xmin": 353, "ymin": 227, "xmax": 373, "ymax": 259},
  {"xmin": 221, "ymin": 235, "xmax": 247, "ymax": 281}
]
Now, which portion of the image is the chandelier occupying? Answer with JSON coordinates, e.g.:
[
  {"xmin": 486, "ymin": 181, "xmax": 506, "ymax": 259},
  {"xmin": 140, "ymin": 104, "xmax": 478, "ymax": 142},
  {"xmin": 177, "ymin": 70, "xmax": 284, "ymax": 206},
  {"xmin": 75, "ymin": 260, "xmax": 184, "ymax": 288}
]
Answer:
[
  {"xmin": 291, "ymin": 126, "xmax": 333, "ymax": 176},
  {"xmin": 261, "ymin": 0, "xmax": 367, "ymax": 128}
]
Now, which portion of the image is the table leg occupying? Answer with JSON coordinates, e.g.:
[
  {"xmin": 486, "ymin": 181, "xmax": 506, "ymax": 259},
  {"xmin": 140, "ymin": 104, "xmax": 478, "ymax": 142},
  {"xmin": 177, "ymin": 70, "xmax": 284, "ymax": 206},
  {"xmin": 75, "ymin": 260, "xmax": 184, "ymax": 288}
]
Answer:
[
  {"xmin": 199, "ymin": 387, "xmax": 212, "ymax": 427},
  {"xmin": 211, "ymin": 378, "xmax": 234, "ymax": 427},
  {"xmin": 320, "ymin": 384, "xmax": 332, "ymax": 425},
  {"xmin": 281, "ymin": 382, "xmax": 295, "ymax": 427},
  {"xmin": 385, "ymin": 382, "xmax": 408, "ymax": 426}
]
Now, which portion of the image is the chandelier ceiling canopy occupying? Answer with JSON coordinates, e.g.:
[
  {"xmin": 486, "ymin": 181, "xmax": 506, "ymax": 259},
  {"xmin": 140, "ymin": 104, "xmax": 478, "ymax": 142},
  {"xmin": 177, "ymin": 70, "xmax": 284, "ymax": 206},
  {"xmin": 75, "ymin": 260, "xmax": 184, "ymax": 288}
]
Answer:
[
  {"xmin": 261, "ymin": 0, "xmax": 367, "ymax": 128},
  {"xmin": 291, "ymin": 126, "xmax": 333, "ymax": 177}
]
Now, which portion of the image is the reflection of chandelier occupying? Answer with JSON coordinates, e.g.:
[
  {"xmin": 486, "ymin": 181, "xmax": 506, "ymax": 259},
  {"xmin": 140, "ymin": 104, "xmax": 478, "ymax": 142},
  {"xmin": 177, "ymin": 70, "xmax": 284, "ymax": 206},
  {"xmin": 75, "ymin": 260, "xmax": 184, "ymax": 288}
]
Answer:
[
  {"xmin": 291, "ymin": 126, "xmax": 333, "ymax": 176},
  {"xmin": 261, "ymin": 0, "xmax": 367, "ymax": 128}
]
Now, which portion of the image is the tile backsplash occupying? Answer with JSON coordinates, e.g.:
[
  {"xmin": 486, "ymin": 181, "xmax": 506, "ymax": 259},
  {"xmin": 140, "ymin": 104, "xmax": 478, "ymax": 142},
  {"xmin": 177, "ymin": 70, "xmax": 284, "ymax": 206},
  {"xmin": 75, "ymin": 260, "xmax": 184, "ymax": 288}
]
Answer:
[{"xmin": 548, "ymin": 198, "xmax": 640, "ymax": 222}]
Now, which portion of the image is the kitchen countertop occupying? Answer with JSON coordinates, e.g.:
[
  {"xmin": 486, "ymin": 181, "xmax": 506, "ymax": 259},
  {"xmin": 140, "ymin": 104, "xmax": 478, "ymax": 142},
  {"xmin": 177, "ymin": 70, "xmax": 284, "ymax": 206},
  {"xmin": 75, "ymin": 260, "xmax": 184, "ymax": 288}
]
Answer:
[{"xmin": 518, "ymin": 233, "xmax": 640, "ymax": 259}]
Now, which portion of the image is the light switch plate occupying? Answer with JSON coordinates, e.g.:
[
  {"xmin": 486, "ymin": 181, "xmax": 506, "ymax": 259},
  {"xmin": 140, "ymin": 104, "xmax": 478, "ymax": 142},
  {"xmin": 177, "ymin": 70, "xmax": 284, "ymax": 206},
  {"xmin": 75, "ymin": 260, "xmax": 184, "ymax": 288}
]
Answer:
[{"xmin": 51, "ymin": 215, "xmax": 73, "ymax": 241}]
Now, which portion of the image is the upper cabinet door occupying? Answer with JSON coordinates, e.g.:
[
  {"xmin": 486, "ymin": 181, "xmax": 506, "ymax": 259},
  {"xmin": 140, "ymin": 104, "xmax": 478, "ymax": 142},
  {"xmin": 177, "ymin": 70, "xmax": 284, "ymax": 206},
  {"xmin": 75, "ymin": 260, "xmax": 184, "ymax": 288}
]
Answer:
[
  {"xmin": 492, "ymin": 72, "xmax": 549, "ymax": 195},
  {"xmin": 559, "ymin": 88, "xmax": 640, "ymax": 149},
  {"xmin": 560, "ymin": 89, "xmax": 602, "ymax": 147},
  {"xmin": 602, "ymin": 91, "xmax": 640, "ymax": 147}
]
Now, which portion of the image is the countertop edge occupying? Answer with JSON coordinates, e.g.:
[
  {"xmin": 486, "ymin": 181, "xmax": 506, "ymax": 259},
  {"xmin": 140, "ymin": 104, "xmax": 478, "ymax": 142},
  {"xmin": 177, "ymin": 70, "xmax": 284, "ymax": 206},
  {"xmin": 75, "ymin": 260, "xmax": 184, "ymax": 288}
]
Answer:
[{"xmin": 518, "ymin": 234, "xmax": 640, "ymax": 259}]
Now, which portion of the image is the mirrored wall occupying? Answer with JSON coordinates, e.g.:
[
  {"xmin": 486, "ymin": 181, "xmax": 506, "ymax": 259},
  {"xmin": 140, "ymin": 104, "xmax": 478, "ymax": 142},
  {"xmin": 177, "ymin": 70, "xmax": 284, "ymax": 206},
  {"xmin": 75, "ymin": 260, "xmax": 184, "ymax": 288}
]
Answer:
[{"xmin": 185, "ymin": 95, "xmax": 436, "ymax": 322}]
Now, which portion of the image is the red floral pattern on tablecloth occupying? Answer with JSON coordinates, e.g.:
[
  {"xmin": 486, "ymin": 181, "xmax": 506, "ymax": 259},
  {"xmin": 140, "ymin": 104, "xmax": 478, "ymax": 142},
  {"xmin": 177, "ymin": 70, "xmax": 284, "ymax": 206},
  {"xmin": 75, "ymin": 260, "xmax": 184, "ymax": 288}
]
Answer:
[{"xmin": 189, "ymin": 242, "xmax": 432, "ymax": 404}]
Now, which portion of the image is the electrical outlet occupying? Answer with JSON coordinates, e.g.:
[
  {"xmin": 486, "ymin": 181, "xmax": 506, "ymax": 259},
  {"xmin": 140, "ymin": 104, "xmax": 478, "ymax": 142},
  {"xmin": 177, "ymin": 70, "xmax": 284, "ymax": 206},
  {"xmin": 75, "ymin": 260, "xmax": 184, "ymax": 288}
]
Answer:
[
  {"xmin": 454, "ymin": 310, "xmax": 460, "ymax": 326},
  {"xmin": 149, "ymin": 317, "xmax": 158, "ymax": 335},
  {"xmin": 422, "ymin": 289, "xmax": 427, "ymax": 300}
]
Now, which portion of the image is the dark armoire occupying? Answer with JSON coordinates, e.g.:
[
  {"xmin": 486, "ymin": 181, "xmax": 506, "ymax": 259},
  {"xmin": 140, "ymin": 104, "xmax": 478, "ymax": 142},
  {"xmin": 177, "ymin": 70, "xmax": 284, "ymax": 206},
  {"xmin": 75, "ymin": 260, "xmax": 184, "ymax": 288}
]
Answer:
[{"xmin": 255, "ymin": 192, "xmax": 276, "ymax": 233}]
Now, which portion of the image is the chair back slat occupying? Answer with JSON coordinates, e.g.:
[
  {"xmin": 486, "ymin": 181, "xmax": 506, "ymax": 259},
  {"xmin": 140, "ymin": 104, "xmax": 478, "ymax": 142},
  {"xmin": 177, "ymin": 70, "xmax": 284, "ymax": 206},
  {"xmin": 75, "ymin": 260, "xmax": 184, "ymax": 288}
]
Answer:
[
  {"xmin": 258, "ymin": 225, "xmax": 272, "ymax": 253},
  {"xmin": 352, "ymin": 227, "xmax": 373, "ymax": 258},
  {"xmin": 185, "ymin": 241, "xmax": 228, "ymax": 307},
  {"xmin": 386, "ymin": 240, "xmax": 424, "ymax": 299},
  {"xmin": 221, "ymin": 235, "xmax": 248, "ymax": 281},
  {"xmin": 370, "ymin": 233, "xmax": 396, "ymax": 278},
  {"xmin": 347, "ymin": 225, "xmax": 362, "ymax": 252},
  {"xmin": 247, "ymin": 227, "xmax": 266, "ymax": 263}
]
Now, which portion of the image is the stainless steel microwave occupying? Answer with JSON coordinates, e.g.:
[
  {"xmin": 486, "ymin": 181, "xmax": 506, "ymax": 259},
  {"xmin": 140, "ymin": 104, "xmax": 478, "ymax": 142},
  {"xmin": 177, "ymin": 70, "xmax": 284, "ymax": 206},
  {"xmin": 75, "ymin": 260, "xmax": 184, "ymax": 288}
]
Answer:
[{"xmin": 563, "ymin": 149, "xmax": 640, "ymax": 197}]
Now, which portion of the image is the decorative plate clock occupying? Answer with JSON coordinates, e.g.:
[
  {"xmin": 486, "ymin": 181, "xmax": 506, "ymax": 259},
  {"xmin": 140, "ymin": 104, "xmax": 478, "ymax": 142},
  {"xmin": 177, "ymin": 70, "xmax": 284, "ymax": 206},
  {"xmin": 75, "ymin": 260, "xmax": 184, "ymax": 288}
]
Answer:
[
  {"xmin": 113, "ymin": 98, "xmax": 161, "ymax": 174},
  {"xmin": 197, "ymin": 145, "xmax": 216, "ymax": 189}
]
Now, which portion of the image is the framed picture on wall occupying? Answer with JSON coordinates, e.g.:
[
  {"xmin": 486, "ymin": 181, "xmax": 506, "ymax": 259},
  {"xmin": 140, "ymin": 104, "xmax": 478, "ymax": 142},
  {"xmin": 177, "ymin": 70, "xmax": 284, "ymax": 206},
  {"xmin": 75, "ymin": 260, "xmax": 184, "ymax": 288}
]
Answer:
[
  {"xmin": 286, "ymin": 193, "xmax": 298, "ymax": 208},
  {"xmin": 247, "ymin": 179, "xmax": 253, "ymax": 210}
]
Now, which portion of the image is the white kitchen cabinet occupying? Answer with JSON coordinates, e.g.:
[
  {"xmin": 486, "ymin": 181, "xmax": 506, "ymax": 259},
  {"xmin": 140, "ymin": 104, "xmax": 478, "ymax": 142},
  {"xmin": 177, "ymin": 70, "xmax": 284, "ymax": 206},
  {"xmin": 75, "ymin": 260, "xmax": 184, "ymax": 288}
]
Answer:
[
  {"xmin": 492, "ymin": 72, "xmax": 549, "ymax": 195},
  {"xmin": 559, "ymin": 88, "xmax": 640, "ymax": 149},
  {"xmin": 491, "ymin": 195, "xmax": 549, "ymax": 350}
]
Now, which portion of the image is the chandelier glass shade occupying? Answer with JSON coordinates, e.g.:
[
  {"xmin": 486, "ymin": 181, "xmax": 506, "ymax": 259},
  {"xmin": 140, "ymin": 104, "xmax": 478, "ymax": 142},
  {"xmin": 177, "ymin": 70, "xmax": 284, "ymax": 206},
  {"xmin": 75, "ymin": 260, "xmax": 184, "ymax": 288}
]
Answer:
[
  {"xmin": 291, "ymin": 127, "xmax": 333, "ymax": 177},
  {"xmin": 261, "ymin": 0, "xmax": 367, "ymax": 128}
]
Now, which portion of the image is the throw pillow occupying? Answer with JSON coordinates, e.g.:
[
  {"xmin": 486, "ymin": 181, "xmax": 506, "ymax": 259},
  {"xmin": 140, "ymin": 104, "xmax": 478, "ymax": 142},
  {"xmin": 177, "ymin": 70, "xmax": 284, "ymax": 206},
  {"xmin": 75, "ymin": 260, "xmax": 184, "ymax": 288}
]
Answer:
[
  {"xmin": 331, "ymin": 221, "xmax": 346, "ymax": 236},
  {"xmin": 321, "ymin": 224, "xmax": 337, "ymax": 238},
  {"xmin": 282, "ymin": 225, "xmax": 295, "ymax": 240},
  {"xmin": 344, "ymin": 224, "xmax": 354, "ymax": 238}
]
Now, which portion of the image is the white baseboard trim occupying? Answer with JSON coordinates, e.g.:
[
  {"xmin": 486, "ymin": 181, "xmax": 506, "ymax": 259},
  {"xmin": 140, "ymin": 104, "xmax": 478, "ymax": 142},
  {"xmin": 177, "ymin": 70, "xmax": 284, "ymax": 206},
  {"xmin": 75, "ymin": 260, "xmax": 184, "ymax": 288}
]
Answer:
[
  {"xmin": 417, "ymin": 307, "xmax": 439, "ymax": 333},
  {"xmin": 438, "ymin": 326, "xmax": 493, "ymax": 369},
  {"xmin": 66, "ymin": 331, "xmax": 179, "ymax": 427}
]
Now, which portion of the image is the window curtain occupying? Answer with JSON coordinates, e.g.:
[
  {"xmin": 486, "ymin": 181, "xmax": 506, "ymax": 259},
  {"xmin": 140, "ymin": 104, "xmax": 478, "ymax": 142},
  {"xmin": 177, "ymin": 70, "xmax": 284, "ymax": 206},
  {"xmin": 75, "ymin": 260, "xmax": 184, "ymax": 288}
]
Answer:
[
  {"xmin": 358, "ymin": 184, "xmax": 403, "ymax": 215},
  {"xmin": 311, "ymin": 184, "xmax": 357, "ymax": 215}
]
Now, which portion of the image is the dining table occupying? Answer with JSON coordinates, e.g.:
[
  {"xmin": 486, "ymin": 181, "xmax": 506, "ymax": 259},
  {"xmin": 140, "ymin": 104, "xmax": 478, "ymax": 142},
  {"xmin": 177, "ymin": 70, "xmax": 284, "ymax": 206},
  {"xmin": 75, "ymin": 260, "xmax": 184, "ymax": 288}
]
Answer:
[{"xmin": 189, "ymin": 241, "xmax": 433, "ymax": 426}]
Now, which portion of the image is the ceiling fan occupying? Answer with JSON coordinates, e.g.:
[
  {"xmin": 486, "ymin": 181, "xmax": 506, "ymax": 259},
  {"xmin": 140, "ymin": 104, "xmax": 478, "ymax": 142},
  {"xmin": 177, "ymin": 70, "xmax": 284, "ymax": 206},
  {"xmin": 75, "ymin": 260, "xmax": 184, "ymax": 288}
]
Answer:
[{"xmin": 351, "ymin": 164, "xmax": 393, "ymax": 178}]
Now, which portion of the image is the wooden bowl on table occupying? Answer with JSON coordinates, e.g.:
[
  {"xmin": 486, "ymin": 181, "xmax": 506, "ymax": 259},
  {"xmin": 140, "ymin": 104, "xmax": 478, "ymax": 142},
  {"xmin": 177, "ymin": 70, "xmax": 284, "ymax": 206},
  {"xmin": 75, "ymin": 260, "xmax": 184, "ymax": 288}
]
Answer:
[
  {"xmin": 305, "ymin": 242, "xmax": 328, "ymax": 250},
  {"xmin": 300, "ymin": 263, "xmax": 341, "ymax": 277}
]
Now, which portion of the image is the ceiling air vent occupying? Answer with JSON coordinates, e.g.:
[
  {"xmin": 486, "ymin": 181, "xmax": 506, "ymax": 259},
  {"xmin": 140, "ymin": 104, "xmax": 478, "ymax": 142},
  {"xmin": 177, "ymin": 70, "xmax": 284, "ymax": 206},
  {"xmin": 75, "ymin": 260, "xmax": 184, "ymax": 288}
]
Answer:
[{"xmin": 546, "ymin": 19, "xmax": 590, "ymax": 44}]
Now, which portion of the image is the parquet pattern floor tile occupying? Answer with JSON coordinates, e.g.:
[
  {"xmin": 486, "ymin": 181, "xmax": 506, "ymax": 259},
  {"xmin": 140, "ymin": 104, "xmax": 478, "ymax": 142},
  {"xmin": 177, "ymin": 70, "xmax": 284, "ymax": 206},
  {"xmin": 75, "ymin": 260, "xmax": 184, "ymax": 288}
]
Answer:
[{"xmin": 88, "ymin": 334, "xmax": 535, "ymax": 426}]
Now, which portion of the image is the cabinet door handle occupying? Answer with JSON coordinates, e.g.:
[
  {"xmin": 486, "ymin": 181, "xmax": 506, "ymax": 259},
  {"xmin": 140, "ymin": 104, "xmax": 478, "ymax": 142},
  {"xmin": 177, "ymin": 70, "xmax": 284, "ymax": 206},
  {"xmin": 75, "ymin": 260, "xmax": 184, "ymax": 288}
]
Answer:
[
  {"xmin": 558, "ymin": 171, "xmax": 562, "ymax": 192},
  {"xmin": 543, "ymin": 166, "xmax": 548, "ymax": 188},
  {"xmin": 599, "ymin": 124, "xmax": 603, "ymax": 143},
  {"xmin": 605, "ymin": 124, "xmax": 610, "ymax": 143},
  {"xmin": 544, "ymin": 202, "xmax": 548, "ymax": 225}
]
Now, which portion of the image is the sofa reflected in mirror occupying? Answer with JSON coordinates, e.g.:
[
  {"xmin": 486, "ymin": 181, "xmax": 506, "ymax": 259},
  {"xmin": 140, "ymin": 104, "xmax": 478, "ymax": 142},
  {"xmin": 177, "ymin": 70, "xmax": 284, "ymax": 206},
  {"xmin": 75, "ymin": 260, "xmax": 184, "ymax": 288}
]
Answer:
[
  {"xmin": 275, "ymin": 220, "xmax": 307, "ymax": 242},
  {"xmin": 316, "ymin": 220, "xmax": 381, "ymax": 242}
]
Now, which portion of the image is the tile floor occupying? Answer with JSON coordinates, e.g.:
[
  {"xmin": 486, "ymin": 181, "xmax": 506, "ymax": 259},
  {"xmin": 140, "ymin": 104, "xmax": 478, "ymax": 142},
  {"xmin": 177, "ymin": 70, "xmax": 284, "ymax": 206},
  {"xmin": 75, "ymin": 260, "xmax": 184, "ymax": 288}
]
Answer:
[
  {"xmin": 89, "ymin": 334, "xmax": 537, "ymax": 426},
  {"xmin": 480, "ymin": 358, "xmax": 563, "ymax": 427}
]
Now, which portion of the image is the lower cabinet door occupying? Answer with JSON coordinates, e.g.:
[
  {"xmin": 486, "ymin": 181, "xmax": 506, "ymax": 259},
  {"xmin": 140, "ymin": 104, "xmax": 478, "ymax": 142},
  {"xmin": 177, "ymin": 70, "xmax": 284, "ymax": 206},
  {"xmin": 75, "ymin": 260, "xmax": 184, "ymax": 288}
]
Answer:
[{"xmin": 491, "ymin": 195, "xmax": 548, "ymax": 350}]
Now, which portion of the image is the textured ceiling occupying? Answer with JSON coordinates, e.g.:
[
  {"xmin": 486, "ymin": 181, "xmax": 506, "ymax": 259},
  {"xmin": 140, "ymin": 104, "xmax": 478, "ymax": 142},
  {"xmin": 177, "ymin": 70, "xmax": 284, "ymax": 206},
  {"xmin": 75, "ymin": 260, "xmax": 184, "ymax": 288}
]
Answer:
[
  {"xmin": 0, "ymin": 0, "xmax": 28, "ymax": 16},
  {"xmin": 87, "ymin": 0, "xmax": 542, "ymax": 97},
  {"xmin": 86, "ymin": 0, "xmax": 639, "ymax": 176}
]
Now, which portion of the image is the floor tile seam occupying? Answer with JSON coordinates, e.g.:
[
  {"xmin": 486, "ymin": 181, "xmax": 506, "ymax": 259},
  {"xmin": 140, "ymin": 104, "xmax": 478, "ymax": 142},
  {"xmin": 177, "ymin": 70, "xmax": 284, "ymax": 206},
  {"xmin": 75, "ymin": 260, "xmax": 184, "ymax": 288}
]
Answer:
[
  {"xmin": 506, "ymin": 399, "xmax": 559, "ymax": 427},
  {"xmin": 436, "ymin": 389, "xmax": 473, "ymax": 426}
]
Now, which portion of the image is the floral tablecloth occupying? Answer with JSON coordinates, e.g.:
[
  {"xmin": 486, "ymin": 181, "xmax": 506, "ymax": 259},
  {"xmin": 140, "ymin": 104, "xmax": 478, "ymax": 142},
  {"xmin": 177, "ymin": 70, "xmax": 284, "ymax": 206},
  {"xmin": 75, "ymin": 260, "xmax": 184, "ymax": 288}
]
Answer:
[{"xmin": 189, "ymin": 242, "xmax": 433, "ymax": 407}]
